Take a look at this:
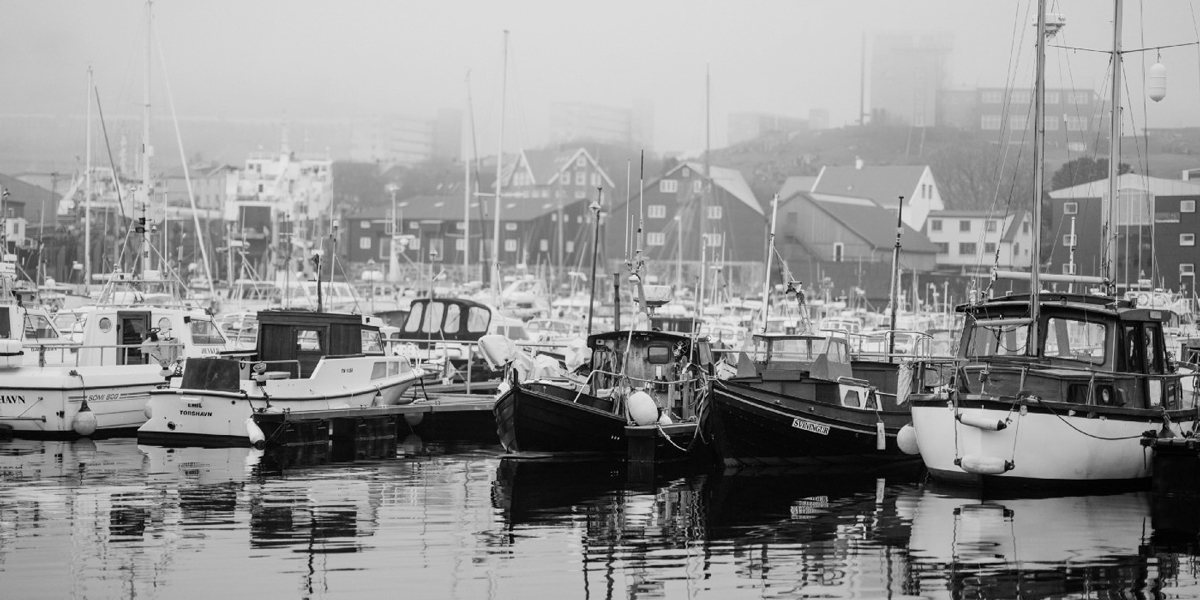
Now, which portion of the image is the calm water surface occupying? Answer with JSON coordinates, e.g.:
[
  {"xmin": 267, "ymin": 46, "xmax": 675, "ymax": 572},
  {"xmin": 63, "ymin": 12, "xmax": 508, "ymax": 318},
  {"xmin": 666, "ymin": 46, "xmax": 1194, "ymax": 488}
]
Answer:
[{"xmin": 1, "ymin": 436, "xmax": 1199, "ymax": 599}]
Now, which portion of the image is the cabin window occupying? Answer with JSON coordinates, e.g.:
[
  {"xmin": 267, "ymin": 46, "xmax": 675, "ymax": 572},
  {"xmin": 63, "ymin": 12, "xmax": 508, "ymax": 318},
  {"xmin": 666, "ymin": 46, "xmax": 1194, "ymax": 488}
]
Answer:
[
  {"xmin": 422, "ymin": 302, "xmax": 446, "ymax": 333},
  {"xmin": 646, "ymin": 343, "xmax": 672, "ymax": 364},
  {"xmin": 361, "ymin": 330, "xmax": 383, "ymax": 354},
  {"xmin": 1043, "ymin": 317, "xmax": 1106, "ymax": 364},
  {"xmin": 403, "ymin": 303, "xmax": 424, "ymax": 333},
  {"xmin": 467, "ymin": 307, "xmax": 490, "ymax": 333},
  {"xmin": 843, "ymin": 389, "xmax": 861, "ymax": 408},
  {"xmin": 1144, "ymin": 323, "xmax": 1164, "ymax": 374},
  {"xmin": 443, "ymin": 304, "xmax": 462, "ymax": 334},
  {"xmin": 297, "ymin": 329, "xmax": 323, "ymax": 352},
  {"xmin": 189, "ymin": 320, "xmax": 225, "ymax": 345},
  {"xmin": 23, "ymin": 314, "xmax": 58, "ymax": 340},
  {"xmin": 965, "ymin": 321, "xmax": 1029, "ymax": 357}
]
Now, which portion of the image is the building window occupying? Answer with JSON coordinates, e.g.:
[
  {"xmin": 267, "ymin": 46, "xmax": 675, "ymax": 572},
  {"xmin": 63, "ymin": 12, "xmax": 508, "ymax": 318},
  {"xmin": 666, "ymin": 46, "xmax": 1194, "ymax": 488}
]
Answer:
[
  {"xmin": 1182, "ymin": 200, "xmax": 1196, "ymax": 213},
  {"xmin": 1069, "ymin": 91, "xmax": 1091, "ymax": 104},
  {"xmin": 659, "ymin": 179, "xmax": 678, "ymax": 193},
  {"xmin": 576, "ymin": 156, "xmax": 586, "ymax": 168},
  {"xmin": 575, "ymin": 172, "xmax": 586, "ymax": 185},
  {"xmin": 981, "ymin": 115, "xmax": 1003, "ymax": 131},
  {"xmin": 647, "ymin": 232, "xmax": 665, "ymax": 246},
  {"xmin": 959, "ymin": 220, "xmax": 971, "ymax": 232},
  {"xmin": 504, "ymin": 239, "xmax": 517, "ymax": 252},
  {"xmin": 959, "ymin": 242, "xmax": 977, "ymax": 255},
  {"xmin": 1182, "ymin": 234, "xmax": 1196, "ymax": 247},
  {"xmin": 1010, "ymin": 115, "xmax": 1028, "ymax": 130},
  {"xmin": 705, "ymin": 233, "xmax": 724, "ymax": 247},
  {"xmin": 1023, "ymin": 221, "xmax": 1030, "ymax": 233},
  {"xmin": 1064, "ymin": 202, "xmax": 1078, "ymax": 215},
  {"xmin": 409, "ymin": 222, "xmax": 419, "ymax": 230},
  {"xmin": 455, "ymin": 238, "xmax": 466, "ymax": 251},
  {"xmin": 1045, "ymin": 91, "xmax": 1060, "ymax": 104},
  {"xmin": 682, "ymin": 167, "xmax": 691, "ymax": 177},
  {"xmin": 985, "ymin": 220, "xmax": 998, "ymax": 233},
  {"xmin": 708, "ymin": 206, "xmax": 723, "ymax": 219},
  {"xmin": 360, "ymin": 237, "xmax": 372, "ymax": 250},
  {"xmin": 408, "ymin": 236, "xmax": 420, "ymax": 250},
  {"xmin": 833, "ymin": 242, "xmax": 844, "ymax": 262},
  {"xmin": 1011, "ymin": 90, "xmax": 1031, "ymax": 104},
  {"xmin": 455, "ymin": 221, "xmax": 465, "ymax": 230},
  {"xmin": 360, "ymin": 220, "xmax": 371, "ymax": 229},
  {"xmin": 1063, "ymin": 263, "xmax": 1076, "ymax": 275},
  {"xmin": 1044, "ymin": 117, "xmax": 1059, "ymax": 131},
  {"xmin": 539, "ymin": 239, "xmax": 548, "ymax": 252},
  {"xmin": 1063, "ymin": 234, "xmax": 1076, "ymax": 246},
  {"xmin": 558, "ymin": 171, "xmax": 571, "ymax": 186},
  {"xmin": 1182, "ymin": 263, "xmax": 1195, "ymax": 274},
  {"xmin": 379, "ymin": 239, "xmax": 390, "ymax": 260},
  {"xmin": 566, "ymin": 241, "xmax": 575, "ymax": 253},
  {"xmin": 930, "ymin": 219, "xmax": 942, "ymax": 232},
  {"xmin": 934, "ymin": 242, "xmax": 949, "ymax": 254},
  {"xmin": 590, "ymin": 173, "xmax": 601, "ymax": 187},
  {"xmin": 505, "ymin": 222, "xmax": 518, "ymax": 231},
  {"xmin": 575, "ymin": 190, "xmax": 587, "ymax": 199},
  {"xmin": 984, "ymin": 242, "xmax": 996, "ymax": 254},
  {"xmin": 1065, "ymin": 115, "xmax": 1088, "ymax": 131},
  {"xmin": 648, "ymin": 204, "xmax": 666, "ymax": 218},
  {"xmin": 693, "ymin": 180, "xmax": 704, "ymax": 193},
  {"xmin": 982, "ymin": 91, "xmax": 1003, "ymax": 104}
]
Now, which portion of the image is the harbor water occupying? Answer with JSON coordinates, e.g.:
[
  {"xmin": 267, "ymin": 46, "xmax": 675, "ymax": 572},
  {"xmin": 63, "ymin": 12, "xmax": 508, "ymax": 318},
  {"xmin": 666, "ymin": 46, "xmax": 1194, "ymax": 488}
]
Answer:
[{"xmin": 1, "ymin": 436, "xmax": 1199, "ymax": 599}]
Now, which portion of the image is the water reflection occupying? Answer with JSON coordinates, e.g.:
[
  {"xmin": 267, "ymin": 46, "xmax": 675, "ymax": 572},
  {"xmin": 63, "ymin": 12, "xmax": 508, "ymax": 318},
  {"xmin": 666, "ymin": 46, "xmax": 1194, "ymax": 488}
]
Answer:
[
  {"xmin": 903, "ymin": 487, "xmax": 1161, "ymax": 598},
  {"xmin": 3, "ymin": 437, "xmax": 1200, "ymax": 598}
]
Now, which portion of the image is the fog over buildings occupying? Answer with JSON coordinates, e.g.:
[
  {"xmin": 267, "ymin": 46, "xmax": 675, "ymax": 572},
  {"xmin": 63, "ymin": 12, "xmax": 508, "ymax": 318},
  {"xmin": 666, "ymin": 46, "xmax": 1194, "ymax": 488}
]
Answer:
[{"xmin": 1, "ymin": 0, "xmax": 1198, "ymax": 170}]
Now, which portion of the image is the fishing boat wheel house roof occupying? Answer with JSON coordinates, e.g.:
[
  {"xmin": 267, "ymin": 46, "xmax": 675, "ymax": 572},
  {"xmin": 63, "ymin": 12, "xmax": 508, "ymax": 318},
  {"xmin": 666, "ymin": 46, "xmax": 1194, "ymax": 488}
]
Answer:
[{"xmin": 245, "ymin": 309, "xmax": 385, "ymax": 378}]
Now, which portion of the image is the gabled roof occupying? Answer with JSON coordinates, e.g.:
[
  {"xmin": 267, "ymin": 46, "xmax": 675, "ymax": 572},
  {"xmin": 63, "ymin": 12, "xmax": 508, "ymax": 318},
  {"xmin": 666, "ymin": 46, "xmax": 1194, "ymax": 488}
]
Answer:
[
  {"xmin": 1048, "ymin": 174, "xmax": 1200, "ymax": 199},
  {"xmin": 790, "ymin": 191, "xmax": 938, "ymax": 254},
  {"xmin": 811, "ymin": 165, "xmax": 928, "ymax": 209},
  {"xmin": 676, "ymin": 162, "xmax": 763, "ymax": 216},
  {"xmin": 501, "ymin": 147, "xmax": 617, "ymax": 190},
  {"xmin": 0, "ymin": 172, "xmax": 59, "ymax": 206},
  {"xmin": 777, "ymin": 175, "xmax": 818, "ymax": 202}
]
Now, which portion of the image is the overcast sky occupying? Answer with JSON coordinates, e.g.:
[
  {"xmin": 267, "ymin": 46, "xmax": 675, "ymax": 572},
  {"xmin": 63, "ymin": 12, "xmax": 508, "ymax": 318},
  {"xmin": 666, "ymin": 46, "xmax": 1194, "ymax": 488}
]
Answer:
[{"xmin": 3, "ymin": 0, "xmax": 1198, "ymax": 156}]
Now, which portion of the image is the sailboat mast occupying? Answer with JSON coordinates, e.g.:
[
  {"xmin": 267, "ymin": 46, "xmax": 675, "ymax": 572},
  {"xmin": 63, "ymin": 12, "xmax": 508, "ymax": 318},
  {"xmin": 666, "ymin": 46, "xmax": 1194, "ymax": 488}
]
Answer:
[
  {"xmin": 887, "ymin": 197, "xmax": 904, "ymax": 360},
  {"xmin": 464, "ymin": 71, "xmax": 473, "ymax": 282},
  {"xmin": 1104, "ymin": 0, "xmax": 1124, "ymax": 291},
  {"xmin": 759, "ymin": 193, "xmax": 778, "ymax": 333},
  {"xmin": 491, "ymin": 30, "xmax": 509, "ymax": 299},
  {"xmin": 1029, "ymin": 0, "xmax": 1048, "ymax": 356},
  {"xmin": 84, "ymin": 66, "xmax": 92, "ymax": 295},
  {"xmin": 141, "ymin": 0, "xmax": 153, "ymax": 276}
]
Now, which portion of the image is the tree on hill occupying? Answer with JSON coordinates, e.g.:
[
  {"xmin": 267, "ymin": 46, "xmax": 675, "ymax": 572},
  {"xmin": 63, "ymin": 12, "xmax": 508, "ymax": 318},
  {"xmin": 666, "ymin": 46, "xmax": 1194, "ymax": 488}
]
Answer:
[
  {"xmin": 1050, "ymin": 157, "xmax": 1132, "ymax": 191},
  {"xmin": 927, "ymin": 139, "xmax": 1035, "ymax": 211}
]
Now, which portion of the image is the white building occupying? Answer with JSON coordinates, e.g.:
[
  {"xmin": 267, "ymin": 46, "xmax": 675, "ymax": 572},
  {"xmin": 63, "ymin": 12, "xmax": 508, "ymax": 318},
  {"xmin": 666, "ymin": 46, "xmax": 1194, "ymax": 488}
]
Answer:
[{"xmin": 925, "ymin": 209, "xmax": 1032, "ymax": 272}]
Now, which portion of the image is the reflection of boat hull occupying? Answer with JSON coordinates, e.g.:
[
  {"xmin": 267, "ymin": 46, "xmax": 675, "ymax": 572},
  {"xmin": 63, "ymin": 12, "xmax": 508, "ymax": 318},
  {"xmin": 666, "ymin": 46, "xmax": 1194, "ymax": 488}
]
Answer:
[
  {"xmin": 709, "ymin": 379, "xmax": 914, "ymax": 466},
  {"xmin": 493, "ymin": 381, "xmax": 626, "ymax": 455},
  {"xmin": 911, "ymin": 397, "xmax": 1188, "ymax": 489}
]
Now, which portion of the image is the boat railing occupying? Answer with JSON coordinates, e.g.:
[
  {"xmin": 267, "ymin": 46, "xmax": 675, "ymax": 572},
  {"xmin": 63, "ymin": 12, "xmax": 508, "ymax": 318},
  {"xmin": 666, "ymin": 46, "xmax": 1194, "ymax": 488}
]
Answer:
[{"xmin": 24, "ymin": 341, "xmax": 187, "ymax": 368}]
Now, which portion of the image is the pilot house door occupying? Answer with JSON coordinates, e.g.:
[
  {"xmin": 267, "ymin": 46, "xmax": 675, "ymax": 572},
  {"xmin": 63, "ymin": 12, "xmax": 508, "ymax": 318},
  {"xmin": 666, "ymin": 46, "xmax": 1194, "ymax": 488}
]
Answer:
[{"xmin": 118, "ymin": 311, "xmax": 151, "ymax": 365}]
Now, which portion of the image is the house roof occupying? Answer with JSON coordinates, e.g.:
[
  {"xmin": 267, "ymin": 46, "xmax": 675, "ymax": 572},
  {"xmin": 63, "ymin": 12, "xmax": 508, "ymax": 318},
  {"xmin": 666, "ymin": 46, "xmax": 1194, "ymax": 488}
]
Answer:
[
  {"xmin": 679, "ymin": 162, "xmax": 763, "ymax": 216},
  {"xmin": 777, "ymin": 175, "xmax": 818, "ymax": 202},
  {"xmin": 811, "ymin": 165, "xmax": 927, "ymax": 209},
  {"xmin": 1048, "ymin": 174, "xmax": 1200, "ymax": 199},
  {"xmin": 501, "ymin": 147, "xmax": 617, "ymax": 190},
  {"xmin": 0, "ymin": 172, "xmax": 60, "ymax": 206},
  {"xmin": 792, "ymin": 191, "xmax": 939, "ymax": 254}
]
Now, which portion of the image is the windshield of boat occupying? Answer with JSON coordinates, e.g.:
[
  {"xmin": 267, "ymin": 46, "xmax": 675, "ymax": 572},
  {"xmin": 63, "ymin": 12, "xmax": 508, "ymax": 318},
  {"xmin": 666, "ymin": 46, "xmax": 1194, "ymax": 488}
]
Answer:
[
  {"xmin": 189, "ymin": 319, "xmax": 226, "ymax": 345},
  {"xmin": 964, "ymin": 319, "xmax": 1030, "ymax": 358},
  {"xmin": 23, "ymin": 313, "xmax": 59, "ymax": 340},
  {"xmin": 1044, "ymin": 317, "xmax": 1106, "ymax": 364}
]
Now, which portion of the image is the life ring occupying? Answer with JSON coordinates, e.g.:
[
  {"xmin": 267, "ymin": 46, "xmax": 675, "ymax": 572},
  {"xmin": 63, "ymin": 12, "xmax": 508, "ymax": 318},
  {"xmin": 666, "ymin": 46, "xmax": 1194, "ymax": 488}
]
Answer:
[{"xmin": 1137, "ymin": 293, "xmax": 1150, "ymax": 306}]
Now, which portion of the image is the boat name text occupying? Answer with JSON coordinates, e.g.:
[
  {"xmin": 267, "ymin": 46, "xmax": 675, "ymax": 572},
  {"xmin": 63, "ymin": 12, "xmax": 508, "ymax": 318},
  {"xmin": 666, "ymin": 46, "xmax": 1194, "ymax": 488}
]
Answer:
[
  {"xmin": 0, "ymin": 395, "xmax": 26, "ymax": 404},
  {"xmin": 791, "ymin": 418, "xmax": 830, "ymax": 436}
]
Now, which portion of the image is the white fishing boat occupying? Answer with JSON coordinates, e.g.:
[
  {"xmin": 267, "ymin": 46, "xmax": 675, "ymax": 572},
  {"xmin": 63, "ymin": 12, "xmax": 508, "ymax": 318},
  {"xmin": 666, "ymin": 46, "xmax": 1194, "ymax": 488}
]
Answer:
[
  {"xmin": 137, "ymin": 309, "xmax": 424, "ymax": 447},
  {"xmin": 904, "ymin": 0, "xmax": 1196, "ymax": 489}
]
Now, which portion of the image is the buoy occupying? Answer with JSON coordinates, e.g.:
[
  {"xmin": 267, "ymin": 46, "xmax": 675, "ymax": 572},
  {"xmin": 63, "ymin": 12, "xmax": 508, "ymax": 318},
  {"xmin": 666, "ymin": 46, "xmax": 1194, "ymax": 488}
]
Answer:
[
  {"xmin": 245, "ymin": 417, "xmax": 266, "ymax": 449},
  {"xmin": 957, "ymin": 454, "xmax": 1013, "ymax": 475},
  {"xmin": 404, "ymin": 412, "xmax": 424, "ymax": 427},
  {"xmin": 627, "ymin": 391, "xmax": 659, "ymax": 426},
  {"xmin": 143, "ymin": 401, "xmax": 153, "ymax": 420},
  {"xmin": 1148, "ymin": 62, "xmax": 1167, "ymax": 102},
  {"xmin": 73, "ymin": 399, "xmax": 98, "ymax": 437},
  {"xmin": 876, "ymin": 421, "xmax": 886, "ymax": 450},
  {"xmin": 956, "ymin": 412, "xmax": 1007, "ymax": 431},
  {"xmin": 897, "ymin": 423, "xmax": 920, "ymax": 455},
  {"xmin": 657, "ymin": 410, "xmax": 673, "ymax": 425}
]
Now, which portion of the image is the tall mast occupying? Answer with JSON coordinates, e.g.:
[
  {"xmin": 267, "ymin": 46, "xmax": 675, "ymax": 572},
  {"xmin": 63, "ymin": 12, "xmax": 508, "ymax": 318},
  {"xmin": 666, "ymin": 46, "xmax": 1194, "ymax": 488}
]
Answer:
[
  {"xmin": 464, "ymin": 70, "xmax": 474, "ymax": 282},
  {"xmin": 1104, "ymin": 0, "xmax": 1124, "ymax": 291},
  {"xmin": 887, "ymin": 197, "xmax": 904, "ymax": 361},
  {"xmin": 491, "ymin": 30, "xmax": 509, "ymax": 299},
  {"xmin": 1029, "ymin": 0, "xmax": 1048, "ymax": 356},
  {"xmin": 84, "ymin": 67, "xmax": 93, "ymax": 295},
  {"xmin": 141, "ymin": 0, "xmax": 153, "ymax": 276},
  {"xmin": 759, "ymin": 193, "xmax": 779, "ymax": 333}
]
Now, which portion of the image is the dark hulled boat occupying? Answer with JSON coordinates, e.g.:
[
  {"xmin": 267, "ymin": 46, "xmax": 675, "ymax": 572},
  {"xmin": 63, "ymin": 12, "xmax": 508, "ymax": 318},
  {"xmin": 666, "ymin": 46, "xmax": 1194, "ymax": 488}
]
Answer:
[
  {"xmin": 492, "ymin": 329, "xmax": 713, "ymax": 460},
  {"xmin": 709, "ymin": 333, "xmax": 918, "ymax": 466}
]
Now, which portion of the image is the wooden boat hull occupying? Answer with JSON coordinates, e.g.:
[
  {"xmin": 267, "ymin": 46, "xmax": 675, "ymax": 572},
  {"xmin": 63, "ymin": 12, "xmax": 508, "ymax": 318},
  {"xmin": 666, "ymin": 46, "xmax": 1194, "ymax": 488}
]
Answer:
[
  {"xmin": 709, "ymin": 378, "xmax": 915, "ymax": 467},
  {"xmin": 492, "ymin": 381, "xmax": 627, "ymax": 455}
]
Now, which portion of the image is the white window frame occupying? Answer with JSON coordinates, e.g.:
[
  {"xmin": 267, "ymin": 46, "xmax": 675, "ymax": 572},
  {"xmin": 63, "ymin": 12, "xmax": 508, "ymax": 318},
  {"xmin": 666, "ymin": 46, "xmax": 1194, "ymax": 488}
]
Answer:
[
  {"xmin": 539, "ymin": 239, "xmax": 548, "ymax": 252},
  {"xmin": 1182, "ymin": 233, "xmax": 1196, "ymax": 247},
  {"xmin": 455, "ymin": 238, "xmax": 466, "ymax": 251},
  {"xmin": 359, "ymin": 237, "xmax": 372, "ymax": 250},
  {"xmin": 1182, "ymin": 263, "xmax": 1196, "ymax": 274},
  {"xmin": 930, "ymin": 219, "xmax": 942, "ymax": 232},
  {"xmin": 693, "ymin": 180, "xmax": 704, "ymax": 193},
  {"xmin": 832, "ymin": 242, "xmax": 844, "ymax": 262},
  {"xmin": 708, "ymin": 206, "xmax": 723, "ymax": 219},
  {"xmin": 1064, "ymin": 202, "xmax": 1078, "ymax": 215},
  {"xmin": 659, "ymin": 179, "xmax": 678, "ymax": 193},
  {"xmin": 1182, "ymin": 200, "xmax": 1196, "ymax": 213},
  {"xmin": 647, "ymin": 232, "xmax": 665, "ymax": 246},
  {"xmin": 566, "ymin": 241, "xmax": 575, "ymax": 254},
  {"xmin": 575, "ymin": 172, "xmax": 586, "ymax": 185},
  {"xmin": 505, "ymin": 222, "xmax": 518, "ymax": 231},
  {"xmin": 1063, "ymin": 234, "xmax": 1077, "ymax": 246},
  {"xmin": 504, "ymin": 239, "xmax": 518, "ymax": 252},
  {"xmin": 647, "ymin": 204, "xmax": 666, "ymax": 219}
]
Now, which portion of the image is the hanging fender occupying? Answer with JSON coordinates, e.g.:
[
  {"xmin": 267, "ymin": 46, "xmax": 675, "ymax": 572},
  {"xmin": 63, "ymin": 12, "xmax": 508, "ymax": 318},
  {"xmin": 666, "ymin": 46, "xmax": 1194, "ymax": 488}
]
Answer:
[{"xmin": 956, "ymin": 412, "xmax": 1007, "ymax": 431}]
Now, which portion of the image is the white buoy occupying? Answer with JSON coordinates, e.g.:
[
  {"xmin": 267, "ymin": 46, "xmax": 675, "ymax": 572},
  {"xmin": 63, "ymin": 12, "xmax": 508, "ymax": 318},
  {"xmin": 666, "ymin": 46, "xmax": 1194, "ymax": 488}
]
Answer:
[
  {"xmin": 73, "ymin": 399, "xmax": 97, "ymax": 437},
  {"xmin": 1148, "ymin": 62, "xmax": 1167, "ymax": 102},
  {"xmin": 956, "ymin": 412, "xmax": 1007, "ymax": 431},
  {"xmin": 627, "ymin": 391, "xmax": 659, "ymax": 426},
  {"xmin": 245, "ymin": 417, "xmax": 266, "ymax": 449},
  {"xmin": 657, "ymin": 410, "xmax": 673, "ymax": 425},
  {"xmin": 958, "ymin": 454, "xmax": 1012, "ymax": 475},
  {"xmin": 897, "ymin": 423, "xmax": 920, "ymax": 455},
  {"xmin": 143, "ymin": 401, "xmax": 153, "ymax": 420}
]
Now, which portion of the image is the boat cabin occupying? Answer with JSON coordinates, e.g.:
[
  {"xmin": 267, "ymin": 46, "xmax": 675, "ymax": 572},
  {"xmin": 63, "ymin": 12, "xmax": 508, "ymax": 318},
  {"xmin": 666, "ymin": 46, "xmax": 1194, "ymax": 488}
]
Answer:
[
  {"xmin": 252, "ymin": 310, "xmax": 384, "ymax": 378},
  {"xmin": 745, "ymin": 333, "xmax": 853, "ymax": 382},
  {"xmin": 586, "ymin": 330, "xmax": 713, "ymax": 420},
  {"xmin": 400, "ymin": 298, "xmax": 527, "ymax": 344},
  {"xmin": 952, "ymin": 292, "xmax": 1185, "ymax": 409}
]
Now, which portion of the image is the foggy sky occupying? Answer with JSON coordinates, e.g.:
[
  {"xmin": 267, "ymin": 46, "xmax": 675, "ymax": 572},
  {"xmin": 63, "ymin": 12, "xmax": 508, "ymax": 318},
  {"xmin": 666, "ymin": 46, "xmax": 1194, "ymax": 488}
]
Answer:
[{"xmin": 3, "ymin": 0, "xmax": 1198, "ymax": 157}]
